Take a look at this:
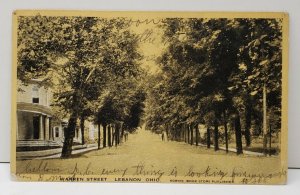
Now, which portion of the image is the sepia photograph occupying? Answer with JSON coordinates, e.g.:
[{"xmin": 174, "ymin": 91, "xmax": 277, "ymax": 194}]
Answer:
[{"xmin": 11, "ymin": 11, "xmax": 288, "ymax": 184}]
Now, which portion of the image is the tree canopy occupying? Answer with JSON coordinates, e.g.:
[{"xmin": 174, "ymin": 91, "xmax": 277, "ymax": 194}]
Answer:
[
  {"xmin": 144, "ymin": 18, "xmax": 282, "ymax": 154},
  {"xmin": 17, "ymin": 15, "xmax": 143, "ymax": 157}
]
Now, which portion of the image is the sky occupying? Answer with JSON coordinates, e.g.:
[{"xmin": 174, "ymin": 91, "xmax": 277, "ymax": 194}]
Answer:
[{"xmin": 129, "ymin": 19, "xmax": 167, "ymax": 74}]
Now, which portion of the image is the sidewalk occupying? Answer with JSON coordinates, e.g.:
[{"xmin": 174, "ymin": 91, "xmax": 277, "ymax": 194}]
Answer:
[
  {"xmin": 36, "ymin": 145, "xmax": 98, "ymax": 159},
  {"xmin": 198, "ymin": 143, "xmax": 265, "ymax": 156},
  {"xmin": 17, "ymin": 144, "xmax": 98, "ymax": 160}
]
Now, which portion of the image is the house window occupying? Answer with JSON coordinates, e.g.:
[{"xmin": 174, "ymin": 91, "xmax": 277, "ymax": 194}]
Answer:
[
  {"xmin": 32, "ymin": 86, "xmax": 39, "ymax": 104},
  {"xmin": 55, "ymin": 127, "xmax": 60, "ymax": 137}
]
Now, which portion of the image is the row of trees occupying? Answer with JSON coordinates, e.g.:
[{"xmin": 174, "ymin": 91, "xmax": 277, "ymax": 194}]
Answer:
[
  {"xmin": 94, "ymin": 83, "xmax": 145, "ymax": 149},
  {"xmin": 18, "ymin": 16, "xmax": 145, "ymax": 158},
  {"xmin": 145, "ymin": 18, "xmax": 282, "ymax": 155}
]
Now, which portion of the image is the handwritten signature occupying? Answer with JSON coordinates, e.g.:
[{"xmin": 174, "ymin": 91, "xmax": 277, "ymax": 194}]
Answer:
[{"xmin": 19, "ymin": 161, "xmax": 287, "ymax": 184}]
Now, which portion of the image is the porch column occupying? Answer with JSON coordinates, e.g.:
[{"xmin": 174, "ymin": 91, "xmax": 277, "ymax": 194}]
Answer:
[
  {"xmin": 45, "ymin": 116, "xmax": 50, "ymax": 140},
  {"xmin": 49, "ymin": 118, "xmax": 53, "ymax": 140},
  {"xmin": 16, "ymin": 112, "xmax": 19, "ymax": 140},
  {"xmin": 39, "ymin": 115, "xmax": 44, "ymax": 140},
  {"xmin": 62, "ymin": 127, "xmax": 65, "ymax": 138}
]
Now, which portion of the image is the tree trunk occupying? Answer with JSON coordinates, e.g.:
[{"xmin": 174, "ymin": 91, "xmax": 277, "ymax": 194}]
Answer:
[
  {"xmin": 195, "ymin": 124, "xmax": 199, "ymax": 146},
  {"xmin": 103, "ymin": 123, "xmax": 107, "ymax": 148},
  {"xmin": 111, "ymin": 125, "xmax": 114, "ymax": 146},
  {"xmin": 207, "ymin": 127, "xmax": 211, "ymax": 148},
  {"xmin": 187, "ymin": 124, "xmax": 190, "ymax": 144},
  {"xmin": 184, "ymin": 124, "xmax": 187, "ymax": 143},
  {"xmin": 108, "ymin": 124, "xmax": 111, "ymax": 147},
  {"xmin": 185, "ymin": 125, "xmax": 188, "ymax": 143},
  {"xmin": 114, "ymin": 127, "xmax": 117, "ymax": 147},
  {"xmin": 234, "ymin": 113, "xmax": 243, "ymax": 155},
  {"xmin": 245, "ymin": 97, "xmax": 252, "ymax": 147},
  {"xmin": 224, "ymin": 121, "xmax": 229, "ymax": 153},
  {"xmin": 214, "ymin": 120, "xmax": 219, "ymax": 151},
  {"xmin": 115, "ymin": 123, "xmax": 119, "ymax": 147},
  {"xmin": 61, "ymin": 113, "xmax": 77, "ymax": 158},
  {"xmin": 80, "ymin": 115, "xmax": 85, "ymax": 145},
  {"xmin": 166, "ymin": 123, "xmax": 169, "ymax": 141},
  {"xmin": 97, "ymin": 122, "xmax": 101, "ymax": 149},
  {"xmin": 181, "ymin": 126, "xmax": 184, "ymax": 142},
  {"xmin": 190, "ymin": 124, "xmax": 194, "ymax": 145},
  {"xmin": 121, "ymin": 123, "xmax": 124, "ymax": 143},
  {"xmin": 223, "ymin": 111, "xmax": 229, "ymax": 153},
  {"xmin": 269, "ymin": 125, "xmax": 272, "ymax": 156},
  {"xmin": 263, "ymin": 83, "xmax": 268, "ymax": 155}
]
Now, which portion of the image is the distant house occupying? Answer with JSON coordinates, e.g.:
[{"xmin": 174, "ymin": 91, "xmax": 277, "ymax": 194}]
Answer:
[
  {"xmin": 17, "ymin": 79, "xmax": 66, "ymax": 149},
  {"xmin": 17, "ymin": 80, "xmax": 96, "ymax": 151}
]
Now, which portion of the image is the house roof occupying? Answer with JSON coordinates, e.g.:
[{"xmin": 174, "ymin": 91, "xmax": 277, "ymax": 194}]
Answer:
[{"xmin": 17, "ymin": 102, "xmax": 53, "ymax": 116}]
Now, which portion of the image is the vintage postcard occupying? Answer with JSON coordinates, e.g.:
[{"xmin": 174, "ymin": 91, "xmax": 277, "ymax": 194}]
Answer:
[{"xmin": 11, "ymin": 10, "xmax": 288, "ymax": 184}]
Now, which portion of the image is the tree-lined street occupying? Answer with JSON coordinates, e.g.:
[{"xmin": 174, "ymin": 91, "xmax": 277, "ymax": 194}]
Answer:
[
  {"xmin": 17, "ymin": 128, "xmax": 281, "ymax": 179},
  {"xmin": 17, "ymin": 15, "xmax": 283, "ymax": 162}
]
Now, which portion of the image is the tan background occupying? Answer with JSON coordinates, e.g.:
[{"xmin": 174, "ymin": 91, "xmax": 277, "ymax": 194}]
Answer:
[{"xmin": 0, "ymin": 0, "xmax": 299, "ymax": 170}]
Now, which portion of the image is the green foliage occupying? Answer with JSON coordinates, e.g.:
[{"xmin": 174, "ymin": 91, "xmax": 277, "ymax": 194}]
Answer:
[
  {"xmin": 145, "ymin": 18, "xmax": 282, "ymax": 141},
  {"xmin": 18, "ymin": 15, "xmax": 142, "ymax": 118},
  {"xmin": 17, "ymin": 15, "xmax": 144, "ymax": 157},
  {"xmin": 17, "ymin": 15, "xmax": 283, "ymax": 155}
]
